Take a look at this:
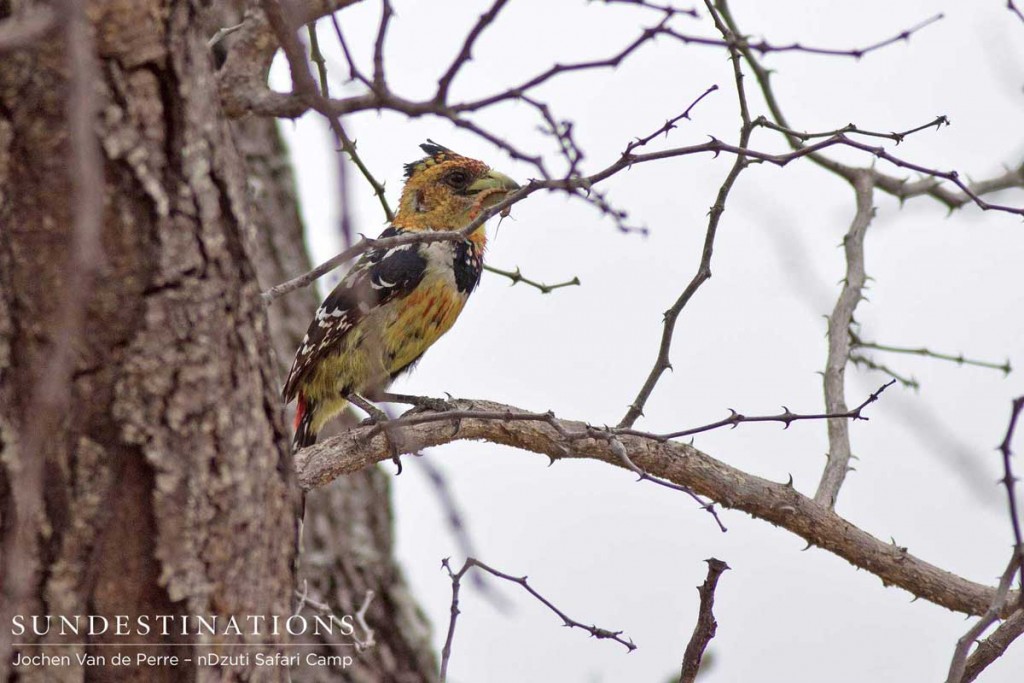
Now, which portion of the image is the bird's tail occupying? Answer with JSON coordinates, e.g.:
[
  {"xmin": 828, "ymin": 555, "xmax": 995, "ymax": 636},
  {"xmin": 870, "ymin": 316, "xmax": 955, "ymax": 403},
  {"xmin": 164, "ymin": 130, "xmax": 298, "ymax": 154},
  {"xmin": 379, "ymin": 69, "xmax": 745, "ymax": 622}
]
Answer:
[
  {"xmin": 291, "ymin": 392, "xmax": 317, "ymax": 582},
  {"xmin": 293, "ymin": 392, "xmax": 319, "ymax": 450}
]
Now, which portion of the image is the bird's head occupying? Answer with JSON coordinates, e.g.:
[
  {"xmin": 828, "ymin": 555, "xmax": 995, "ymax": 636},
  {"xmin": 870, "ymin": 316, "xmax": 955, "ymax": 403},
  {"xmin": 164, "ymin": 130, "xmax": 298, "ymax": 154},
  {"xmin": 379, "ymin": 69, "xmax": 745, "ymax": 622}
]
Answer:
[{"xmin": 395, "ymin": 141, "xmax": 520, "ymax": 233}]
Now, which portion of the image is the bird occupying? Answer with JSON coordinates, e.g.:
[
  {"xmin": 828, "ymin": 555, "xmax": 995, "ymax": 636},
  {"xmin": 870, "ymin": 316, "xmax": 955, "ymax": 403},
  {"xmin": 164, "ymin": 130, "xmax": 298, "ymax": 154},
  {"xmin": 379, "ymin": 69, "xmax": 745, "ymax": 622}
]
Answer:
[{"xmin": 283, "ymin": 141, "xmax": 520, "ymax": 450}]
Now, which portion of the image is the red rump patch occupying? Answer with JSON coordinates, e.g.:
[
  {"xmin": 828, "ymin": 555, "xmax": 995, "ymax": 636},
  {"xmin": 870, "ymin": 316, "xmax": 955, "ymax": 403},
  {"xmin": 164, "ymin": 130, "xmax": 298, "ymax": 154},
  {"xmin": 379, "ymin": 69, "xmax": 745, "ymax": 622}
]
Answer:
[{"xmin": 294, "ymin": 393, "xmax": 307, "ymax": 433}]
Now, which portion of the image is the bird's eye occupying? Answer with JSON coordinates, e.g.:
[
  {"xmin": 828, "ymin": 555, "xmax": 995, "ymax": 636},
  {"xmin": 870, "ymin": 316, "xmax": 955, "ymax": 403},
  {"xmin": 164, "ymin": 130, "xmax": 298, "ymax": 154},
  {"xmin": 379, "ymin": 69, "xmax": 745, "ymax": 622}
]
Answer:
[{"xmin": 444, "ymin": 170, "xmax": 471, "ymax": 188}]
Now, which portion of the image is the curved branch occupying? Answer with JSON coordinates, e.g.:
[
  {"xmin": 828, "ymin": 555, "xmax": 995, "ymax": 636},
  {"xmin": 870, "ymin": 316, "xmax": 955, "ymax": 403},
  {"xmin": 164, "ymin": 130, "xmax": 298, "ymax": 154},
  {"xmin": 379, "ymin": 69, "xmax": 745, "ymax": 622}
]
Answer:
[
  {"xmin": 295, "ymin": 398, "xmax": 1017, "ymax": 618},
  {"xmin": 815, "ymin": 170, "xmax": 874, "ymax": 508}
]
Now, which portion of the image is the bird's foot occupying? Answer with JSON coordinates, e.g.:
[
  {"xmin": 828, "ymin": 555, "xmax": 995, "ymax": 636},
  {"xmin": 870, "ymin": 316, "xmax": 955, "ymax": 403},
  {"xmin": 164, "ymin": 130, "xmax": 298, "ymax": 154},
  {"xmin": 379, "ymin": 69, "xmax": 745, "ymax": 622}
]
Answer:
[
  {"xmin": 348, "ymin": 393, "xmax": 403, "ymax": 474},
  {"xmin": 349, "ymin": 393, "xmax": 390, "ymax": 424}
]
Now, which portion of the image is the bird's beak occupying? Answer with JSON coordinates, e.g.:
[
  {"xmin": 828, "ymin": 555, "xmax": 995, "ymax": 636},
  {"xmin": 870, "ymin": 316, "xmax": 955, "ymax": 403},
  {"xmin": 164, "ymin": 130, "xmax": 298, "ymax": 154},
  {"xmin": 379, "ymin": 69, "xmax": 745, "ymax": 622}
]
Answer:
[{"xmin": 467, "ymin": 170, "xmax": 520, "ymax": 195}]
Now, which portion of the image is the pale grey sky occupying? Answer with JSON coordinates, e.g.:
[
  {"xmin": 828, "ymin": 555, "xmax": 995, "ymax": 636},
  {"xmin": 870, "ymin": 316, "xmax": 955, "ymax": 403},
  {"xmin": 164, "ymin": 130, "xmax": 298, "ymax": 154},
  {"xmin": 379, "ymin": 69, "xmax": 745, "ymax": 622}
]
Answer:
[{"xmin": 274, "ymin": 1, "xmax": 1024, "ymax": 680}]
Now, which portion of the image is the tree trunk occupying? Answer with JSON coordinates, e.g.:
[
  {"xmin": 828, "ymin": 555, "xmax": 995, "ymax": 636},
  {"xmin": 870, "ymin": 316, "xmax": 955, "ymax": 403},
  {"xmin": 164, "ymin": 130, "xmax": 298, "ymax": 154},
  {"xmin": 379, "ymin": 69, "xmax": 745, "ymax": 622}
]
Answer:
[{"xmin": 0, "ymin": 1, "xmax": 434, "ymax": 680}]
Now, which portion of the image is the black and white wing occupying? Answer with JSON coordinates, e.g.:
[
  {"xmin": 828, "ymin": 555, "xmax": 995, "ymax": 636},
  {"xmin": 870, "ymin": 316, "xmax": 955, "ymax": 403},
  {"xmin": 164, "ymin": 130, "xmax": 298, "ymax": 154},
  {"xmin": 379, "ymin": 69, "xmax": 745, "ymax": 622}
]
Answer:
[{"xmin": 282, "ymin": 228, "xmax": 427, "ymax": 401}]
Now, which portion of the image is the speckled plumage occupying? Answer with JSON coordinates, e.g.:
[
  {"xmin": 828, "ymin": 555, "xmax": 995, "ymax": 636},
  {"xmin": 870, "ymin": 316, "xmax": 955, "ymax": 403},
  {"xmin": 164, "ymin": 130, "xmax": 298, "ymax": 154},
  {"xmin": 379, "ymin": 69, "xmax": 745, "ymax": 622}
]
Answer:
[{"xmin": 283, "ymin": 142, "xmax": 519, "ymax": 449}]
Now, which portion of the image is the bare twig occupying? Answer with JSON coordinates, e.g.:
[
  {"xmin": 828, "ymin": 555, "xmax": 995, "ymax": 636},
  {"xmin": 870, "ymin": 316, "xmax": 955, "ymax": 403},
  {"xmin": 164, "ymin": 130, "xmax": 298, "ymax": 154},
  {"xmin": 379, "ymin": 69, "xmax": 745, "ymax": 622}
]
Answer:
[
  {"xmin": 521, "ymin": 94, "xmax": 586, "ymax": 181},
  {"xmin": 945, "ymin": 554, "xmax": 1022, "ymax": 683},
  {"xmin": 328, "ymin": 13, "xmax": 371, "ymax": 86},
  {"xmin": 606, "ymin": 434, "xmax": 726, "ymax": 531},
  {"xmin": 621, "ymin": 379, "xmax": 895, "ymax": 441},
  {"xmin": 261, "ymin": 0, "xmax": 319, "ymax": 98},
  {"xmin": 599, "ymin": 0, "xmax": 700, "ymax": 19},
  {"xmin": 717, "ymin": 3, "xmax": 1024, "ymax": 215},
  {"xmin": 371, "ymin": 0, "xmax": 393, "ymax": 92},
  {"xmin": 339, "ymin": 127, "xmax": 394, "ymax": 223},
  {"xmin": 439, "ymin": 557, "xmax": 635, "ymax": 681},
  {"xmin": 451, "ymin": 16, "xmax": 675, "ymax": 114},
  {"xmin": 483, "ymin": 264, "xmax": 580, "ymax": 293},
  {"xmin": 851, "ymin": 335, "xmax": 1012, "ymax": 375},
  {"xmin": 849, "ymin": 353, "xmax": 920, "ymax": 390},
  {"xmin": 1010, "ymin": 1, "xmax": 1024, "ymax": 25},
  {"xmin": 679, "ymin": 558, "xmax": 730, "ymax": 683},
  {"xmin": 658, "ymin": 12, "xmax": 944, "ymax": 60},
  {"xmin": 815, "ymin": 170, "xmax": 874, "ymax": 509},
  {"xmin": 304, "ymin": 19, "xmax": 355, "ymax": 247},
  {"xmin": 998, "ymin": 396, "xmax": 1024, "ymax": 603},
  {"xmin": 306, "ymin": 21, "xmax": 332, "ymax": 96},
  {"xmin": 435, "ymin": 0, "xmax": 511, "ymax": 103},
  {"xmin": 962, "ymin": 608, "xmax": 1024, "ymax": 682},
  {"xmin": 617, "ymin": 0, "xmax": 755, "ymax": 429},
  {"xmin": 624, "ymin": 84, "xmax": 719, "ymax": 155},
  {"xmin": 755, "ymin": 114, "xmax": 949, "ymax": 145}
]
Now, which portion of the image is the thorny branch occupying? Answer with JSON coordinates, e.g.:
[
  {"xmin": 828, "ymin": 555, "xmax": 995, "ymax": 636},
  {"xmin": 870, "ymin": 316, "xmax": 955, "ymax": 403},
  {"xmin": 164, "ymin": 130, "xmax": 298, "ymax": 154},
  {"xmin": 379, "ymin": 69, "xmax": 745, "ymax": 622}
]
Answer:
[
  {"xmin": 220, "ymin": 0, "xmax": 1023, "ymax": 279},
  {"xmin": 716, "ymin": 2, "xmax": 1024, "ymax": 213},
  {"xmin": 605, "ymin": 433, "xmax": 726, "ymax": 531},
  {"xmin": 657, "ymin": 12, "xmax": 946, "ymax": 59},
  {"xmin": 624, "ymin": 84, "xmax": 719, "ymax": 155},
  {"xmin": 940, "ymin": 395, "xmax": 1024, "ymax": 683},
  {"xmin": 482, "ymin": 264, "xmax": 580, "ymax": 294},
  {"xmin": 370, "ymin": 381, "xmax": 891, "ymax": 444},
  {"xmin": 306, "ymin": 21, "xmax": 394, "ymax": 226},
  {"xmin": 679, "ymin": 558, "xmax": 730, "ymax": 683},
  {"xmin": 1010, "ymin": 1, "xmax": 1024, "ymax": 25},
  {"xmin": 815, "ymin": 170, "xmax": 874, "ymax": 509},
  {"xmin": 262, "ymin": 130, "xmax": 1022, "ymax": 303},
  {"xmin": 599, "ymin": 0, "xmax": 700, "ymax": 20},
  {"xmin": 945, "ymin": 554, "xmax": 1022, "ymax": 683},
  {"xmin": 754, "ymin": 114, "xmax": 950, "ymax": 145},
  {"xmin": 962, "ymin": 608, "xmax": 1024, "ymax": 682},
  {"xmin": 261, "ymin": 0, "xmax": 359, "ymax": 247},
  {"xmin": 849, "ymin": 353, "xmax": 920, "ymax": 391},
  {"xmin": 294, "ymin": 396, "xmax": 1021, "ymax": 617},
  {"xmin": 851, "ymin": 334, "xmax": 1012, "ymax": 376},
  {"xmin": 615, "ymin": 380, "xmax": 896, "ymax": 441},
  {"xmin": 439, "ymin": 557, "xmax": 635, "ymax": 682},
  {"xmin": 302, "ymin": 32, "xmax": 577, "ymax": 295},
  {"xmin": 435, "ymin": 0, "xmax": 511, "ymax": 104},
  {"xmin": 355, "ymin": 381, "xmax": 889, "ymax": 535},
  {"xmin": 618, "ymin": 0, "xmax": 755, "ymax": 429},
  {"xmin": 998, "ymin": 397, "xmax": 1024, "ymax": 604},
  {"xmin": 371, "ymin": 0, "xmax": 393, "ymax": 92}
]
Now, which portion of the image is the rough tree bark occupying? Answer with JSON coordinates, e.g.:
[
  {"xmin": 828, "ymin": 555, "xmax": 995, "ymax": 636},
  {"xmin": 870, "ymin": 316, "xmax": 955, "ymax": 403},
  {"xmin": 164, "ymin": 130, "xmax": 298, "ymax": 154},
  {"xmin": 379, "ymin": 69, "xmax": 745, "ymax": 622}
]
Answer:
[{"xmin": 0, "ymin": 1, "xmax": 434, "ymax": 681}]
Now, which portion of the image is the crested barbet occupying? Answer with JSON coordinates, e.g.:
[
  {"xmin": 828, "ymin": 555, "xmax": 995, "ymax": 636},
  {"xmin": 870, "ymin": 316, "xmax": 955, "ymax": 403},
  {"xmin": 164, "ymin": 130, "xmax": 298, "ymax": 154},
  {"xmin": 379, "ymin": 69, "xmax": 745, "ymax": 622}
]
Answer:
[{"xmin": 283, "ymin": 142, "xmax": 520, "ymax": 449}]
